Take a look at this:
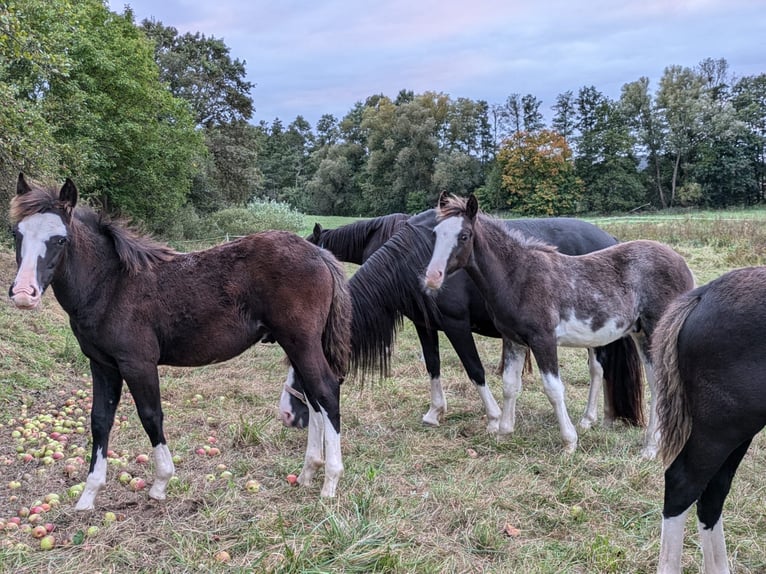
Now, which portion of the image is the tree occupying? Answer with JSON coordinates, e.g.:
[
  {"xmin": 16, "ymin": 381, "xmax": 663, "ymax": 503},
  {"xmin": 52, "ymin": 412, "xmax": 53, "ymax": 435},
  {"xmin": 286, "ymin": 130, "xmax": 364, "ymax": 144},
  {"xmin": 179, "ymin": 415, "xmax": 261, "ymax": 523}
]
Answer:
[
  {"xmin": 140, "ymin": 20, "xmax": 253, "ymax": 128},
  {"xmin": 497, "ymin": 130, "xmax": 582, "ymax": 216}
]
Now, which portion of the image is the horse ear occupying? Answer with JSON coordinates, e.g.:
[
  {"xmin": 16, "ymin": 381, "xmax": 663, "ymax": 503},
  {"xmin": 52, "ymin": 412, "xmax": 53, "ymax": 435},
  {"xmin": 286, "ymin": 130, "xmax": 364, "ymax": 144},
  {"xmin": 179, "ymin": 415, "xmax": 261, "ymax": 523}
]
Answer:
[
  {"xmin": 466, "ymin": 194, "xmax": 479, "ymax": 220},
  {"xmin": 437, "ymin": 191, "xmax": 450, "ymax": 209},
  {"xmin": 17, "ymin": 173, "xmax": 32, "ymax": 195},
  {"xmin": 313, "ymin": 222, "xmax": 323, "ymax": 234},
  {"xmin": 59, "ymin": 178, "xmax": 78, "ymax": 211}
]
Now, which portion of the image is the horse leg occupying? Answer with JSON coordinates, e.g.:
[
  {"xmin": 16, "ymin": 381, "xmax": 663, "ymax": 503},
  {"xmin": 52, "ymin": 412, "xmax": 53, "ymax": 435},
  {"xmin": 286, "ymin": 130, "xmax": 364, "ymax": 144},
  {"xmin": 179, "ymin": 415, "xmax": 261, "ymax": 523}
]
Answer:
[
  {"xmin": 632, "ymin": 334, "xmax": 659, "ymax": 459},
  {"xmin": 696, "ymin": 438, "xmax": 752, "ymax": 574},
  {"xmin": 533, "ymin": 343, "xmax": 578, "ymax": 454},
  {"xmin": 288, "ymin": 349, "xmax": 343, "ymax": 497},
  {"xmin": 579, "ymin": 348, "xmax": 604, "ymax": 430},
  {"xmin": 444, "ymin": 326, "xmax": 500, "ymax": 433},
  {"xmin": 498, "ymin": 339, "xmax": 525, "ymax": 435},
  {"xmin": 414, "ymin": 325, "xmax": 445, "ymax": 426},
  {"xmin": 76, "ymin": 361, "xmax": 123, "ymax": 511},
  {"xmin": 122, "ymin": 364, "xmax": 175, "ymax": 502}
]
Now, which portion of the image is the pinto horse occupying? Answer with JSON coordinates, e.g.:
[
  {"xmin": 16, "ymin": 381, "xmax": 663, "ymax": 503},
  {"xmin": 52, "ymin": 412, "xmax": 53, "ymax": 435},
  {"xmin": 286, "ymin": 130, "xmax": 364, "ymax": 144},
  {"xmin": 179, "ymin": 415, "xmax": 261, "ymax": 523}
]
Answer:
[
  {"xmin": 653, "ymin": 266, "xmax": 766, "ymax": 573},
  {"xmin": 424, "ymin": 194, "xmax": 694, "ymax": 456},
  {"xmin": 285, "ymin": 209, "xmax": 644, "ymax": 435},
  {"xmin": 8, "ymin": 174, "xmax": 351, "ymax": 506}
]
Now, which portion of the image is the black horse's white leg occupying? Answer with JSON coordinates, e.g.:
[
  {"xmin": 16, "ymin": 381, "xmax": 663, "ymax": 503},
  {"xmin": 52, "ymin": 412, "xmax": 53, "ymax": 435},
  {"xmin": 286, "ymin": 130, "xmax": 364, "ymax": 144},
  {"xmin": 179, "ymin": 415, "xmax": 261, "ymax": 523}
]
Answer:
[
  {"xmin": 443, "ymin": 327, "xmax": 501, "ymax": 433},
  {"xmin": 122, "ymin": 365, "xmax": 175, "ymax": 502},
  {"xmin": 298, "ymin": 403, "xmax": 324, "ymax": 488},
  {"xmin": 498, "ymin": 339, "xmax": 525, "ymax": 435},
  {"xmin": 414, "ymin": 325, "xmax": 446, "ymax": 426},
  {"xmin": 76, "ymin": 361, "xmax": 123, "ymax": 510}
]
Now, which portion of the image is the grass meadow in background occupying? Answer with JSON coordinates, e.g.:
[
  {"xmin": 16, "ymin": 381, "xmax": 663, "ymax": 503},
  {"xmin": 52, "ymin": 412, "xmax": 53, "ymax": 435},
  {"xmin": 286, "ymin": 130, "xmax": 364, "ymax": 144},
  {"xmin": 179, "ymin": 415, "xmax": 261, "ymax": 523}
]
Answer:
[{"xmin": 0, "ymin": 209, "xmax": 765, "ymax": 573}]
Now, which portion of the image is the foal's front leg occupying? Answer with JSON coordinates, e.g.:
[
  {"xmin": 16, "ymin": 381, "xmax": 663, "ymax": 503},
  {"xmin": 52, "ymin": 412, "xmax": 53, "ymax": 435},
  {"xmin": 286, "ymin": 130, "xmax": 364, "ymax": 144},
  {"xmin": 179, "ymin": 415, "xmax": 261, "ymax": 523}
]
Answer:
[
  {"xmin": 122, "ymin": 363, "xmax": 175, "ymax": 501},
  {"xmin": 498, "ymin": 339, "xmax": 525, "ymax": 435},
  {"xmin": 76, "ymin": 361, "xmax": 123, "ymax": 511}
]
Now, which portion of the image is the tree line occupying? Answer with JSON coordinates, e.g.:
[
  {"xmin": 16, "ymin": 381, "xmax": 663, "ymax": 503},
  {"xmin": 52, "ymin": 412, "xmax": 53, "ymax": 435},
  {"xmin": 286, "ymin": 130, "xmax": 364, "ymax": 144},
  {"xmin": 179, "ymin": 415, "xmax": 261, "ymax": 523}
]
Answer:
[{"xmin": 2, "ymin": 0, "xmax": 764, "ymax": 235}]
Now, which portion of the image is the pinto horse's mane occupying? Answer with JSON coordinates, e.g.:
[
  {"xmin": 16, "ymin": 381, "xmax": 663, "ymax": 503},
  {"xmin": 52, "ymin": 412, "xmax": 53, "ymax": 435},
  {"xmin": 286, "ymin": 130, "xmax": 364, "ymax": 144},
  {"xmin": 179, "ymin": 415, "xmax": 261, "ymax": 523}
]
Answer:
[
  {"xmin": 436, "ymin": 194, "xmax": 558, "ymax": 253},
  {"xmin": 10, "ymin": 183, "xmax": 177, "ymax": 275}
]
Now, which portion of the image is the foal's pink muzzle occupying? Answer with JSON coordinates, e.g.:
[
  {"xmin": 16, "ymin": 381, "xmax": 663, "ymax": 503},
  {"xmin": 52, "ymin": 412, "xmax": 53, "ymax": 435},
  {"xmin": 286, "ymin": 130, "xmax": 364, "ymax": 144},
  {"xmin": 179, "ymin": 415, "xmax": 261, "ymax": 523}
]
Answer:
[
  {"xmin": 10, "ymin": 270, "xmax": 42, "ymax": 309},
  {"xmin": 424, "ymin": 267, "xmax": 445, "ymax": 290}
]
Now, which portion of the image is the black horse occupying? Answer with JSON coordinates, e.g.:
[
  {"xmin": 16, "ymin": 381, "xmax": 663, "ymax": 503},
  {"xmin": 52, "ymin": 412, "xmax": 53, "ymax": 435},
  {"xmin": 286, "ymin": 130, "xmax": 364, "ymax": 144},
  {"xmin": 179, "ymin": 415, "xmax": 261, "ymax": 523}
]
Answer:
[
  {"xmin": 654, "ymin": 266, "xmax": 766, "ymax": 573},
  {"xmin": 285, "ymin": 209, "xmax": 643, "ymax": 433}
]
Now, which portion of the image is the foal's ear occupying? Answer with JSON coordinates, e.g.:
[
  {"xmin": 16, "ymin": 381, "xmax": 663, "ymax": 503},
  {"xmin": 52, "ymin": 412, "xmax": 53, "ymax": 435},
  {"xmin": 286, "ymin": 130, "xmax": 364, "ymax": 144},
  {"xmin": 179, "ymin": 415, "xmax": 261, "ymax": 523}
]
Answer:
[
  {"xmin": 437, "ymin": 190, "xmax": 450, "ymax": 209},
  {"xmin": 16, "ymin": 173, "xmax": 32, "ymax": 195},
  {"xmin": 466, "ymin": 194, "xmax": 479, "ymax": 220},
  {"xmin": 59, "ymin": 178, "xmax": 78, "ymax": 211}
]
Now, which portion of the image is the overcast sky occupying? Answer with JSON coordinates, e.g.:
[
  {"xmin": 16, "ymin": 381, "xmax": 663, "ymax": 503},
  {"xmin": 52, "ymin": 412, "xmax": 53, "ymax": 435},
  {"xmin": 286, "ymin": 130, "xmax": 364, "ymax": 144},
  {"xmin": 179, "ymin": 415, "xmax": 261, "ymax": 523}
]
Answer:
[{"xmin": 107, "ymin": 0, "xmax": 765, "ymax": 126}]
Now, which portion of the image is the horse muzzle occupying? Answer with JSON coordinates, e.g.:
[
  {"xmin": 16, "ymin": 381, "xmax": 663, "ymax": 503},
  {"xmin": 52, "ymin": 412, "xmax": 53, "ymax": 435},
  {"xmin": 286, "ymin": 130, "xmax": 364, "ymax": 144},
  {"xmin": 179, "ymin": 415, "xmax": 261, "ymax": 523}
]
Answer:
[
  {"xmin": 9, "ymin": 285, "xmax": 42, "ymax": 310},
  {"xmin": 423, "ymin": 268, "xmax": 445, "ymax": 291}
]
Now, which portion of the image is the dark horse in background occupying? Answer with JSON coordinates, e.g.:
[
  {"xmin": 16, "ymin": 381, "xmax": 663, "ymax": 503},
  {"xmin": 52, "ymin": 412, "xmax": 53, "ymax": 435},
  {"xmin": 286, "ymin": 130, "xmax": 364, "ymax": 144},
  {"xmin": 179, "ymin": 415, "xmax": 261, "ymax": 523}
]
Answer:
[
  {"xmin": 9, "ymin": 174, "xmax": 351, "ymax": 506},
  {"xmin": 424, "ymin": 194, "xmax": 695, "ymax": 456},
  {"xmin": 653, "ymin": 267, "xmax": 766, "ymax": 573},
  {"xmin": 285, "ymin": 208, "xmax": 644, "ymax": 434}
]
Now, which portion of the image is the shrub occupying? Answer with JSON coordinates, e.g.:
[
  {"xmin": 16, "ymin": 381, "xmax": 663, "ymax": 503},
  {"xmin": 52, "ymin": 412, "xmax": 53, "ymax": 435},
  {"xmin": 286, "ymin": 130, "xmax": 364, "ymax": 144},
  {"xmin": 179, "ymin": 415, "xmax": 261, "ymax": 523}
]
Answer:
[{"xmin": 209, "ymin": 200, "xmax": 305, "ymax": 237}]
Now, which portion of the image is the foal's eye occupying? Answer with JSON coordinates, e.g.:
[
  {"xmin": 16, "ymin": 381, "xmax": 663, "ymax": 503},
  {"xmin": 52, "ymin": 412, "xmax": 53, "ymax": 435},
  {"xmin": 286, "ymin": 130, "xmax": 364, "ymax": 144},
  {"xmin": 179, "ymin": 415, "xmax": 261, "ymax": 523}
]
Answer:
[{"xmin": 57, "ymin": 237, "xmax": 67, "ymax": 246}]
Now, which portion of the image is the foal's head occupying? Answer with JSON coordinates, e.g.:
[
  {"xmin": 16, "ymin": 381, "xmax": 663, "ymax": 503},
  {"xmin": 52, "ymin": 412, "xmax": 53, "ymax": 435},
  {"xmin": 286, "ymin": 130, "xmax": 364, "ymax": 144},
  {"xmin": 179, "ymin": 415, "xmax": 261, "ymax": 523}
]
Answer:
[
  {"xmin": 9, "ymin": 174, "xmax": 77, "ymax": 309},
  {"xmin": 423, "ymin": 192, "xmax": 478, "ymax": 291}
]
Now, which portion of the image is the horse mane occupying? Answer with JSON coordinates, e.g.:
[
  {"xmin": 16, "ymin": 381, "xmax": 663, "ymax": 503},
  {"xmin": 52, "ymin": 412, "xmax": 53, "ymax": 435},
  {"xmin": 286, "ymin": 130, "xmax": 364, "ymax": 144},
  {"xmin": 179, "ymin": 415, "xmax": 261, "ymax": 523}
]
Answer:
[
  {"xmin": 318, "ymin": 213, "xmax": 409, "ymax": 262},
  {"xmin": 10, "ymin": 182, "xmax": 177, "ymax": 275},
  {"xmin": 436, "ymin": 194, "xmax": 558, "ymax": 253}
]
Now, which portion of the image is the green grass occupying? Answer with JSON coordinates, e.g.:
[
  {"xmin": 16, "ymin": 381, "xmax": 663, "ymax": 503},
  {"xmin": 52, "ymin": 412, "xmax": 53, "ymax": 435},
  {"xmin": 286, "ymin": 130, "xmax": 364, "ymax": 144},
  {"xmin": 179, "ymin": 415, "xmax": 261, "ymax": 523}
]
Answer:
[{"xmin": 1, "ymin": 213, "xmax": 765, "ymax": 573}]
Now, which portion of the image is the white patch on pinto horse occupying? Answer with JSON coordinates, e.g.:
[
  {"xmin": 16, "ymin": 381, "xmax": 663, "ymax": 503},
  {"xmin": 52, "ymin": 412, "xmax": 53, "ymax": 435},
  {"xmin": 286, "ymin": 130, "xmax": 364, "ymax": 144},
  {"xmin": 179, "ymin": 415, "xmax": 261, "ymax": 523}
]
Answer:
[
  {"xmin": 148, "ymin": 443, "xmax": 175, "ymax": 500},
  {"xmin": 11, "ymin": 213, "xmax": 67, "ymax": 308},
  {"xmin": 297, "ymin": 405, "xmax": 343, "ymax": 497},
  {"xmin": 422, "ymin": 376, "xmax": 446, "ymax": 426},
  {"xmin": 555, "ymin": 315, "xmax": 627, "ymax": 348},
  {"xmin": 658, "ymin": 509, "xmax": 691, "ymax": 574},
  {"xmin": 278, "ymin": 367, "xmax": 298, "ymax": 426},
  {"xmin": 75, "ymin": 447, "xmax": 107, "ymax": 510},
  {"xmin": 424, "ymin": 217, "xmax": 462, "ymax": 290}
]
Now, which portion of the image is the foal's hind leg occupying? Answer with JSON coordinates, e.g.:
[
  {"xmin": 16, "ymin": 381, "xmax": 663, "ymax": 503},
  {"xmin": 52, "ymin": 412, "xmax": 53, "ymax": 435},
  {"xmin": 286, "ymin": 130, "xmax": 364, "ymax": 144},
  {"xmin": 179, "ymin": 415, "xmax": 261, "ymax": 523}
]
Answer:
[
  {"xmin": 579, "ymin": 348, "xmax": 604, "ymax": 430},
  {"xmin": 632, "ymin": 334, "xmax": 659, "ymax": 459},
  {"xmin": 533, "ymin": 342, "xmax": 578, "ymax": 454},
  {"xmin": 76, "ymin": 361, "xmax": 123, "ymax": 510},
  {"xmin": 498, "ymin": 339, "xmax": 525, "ymax": 435}
]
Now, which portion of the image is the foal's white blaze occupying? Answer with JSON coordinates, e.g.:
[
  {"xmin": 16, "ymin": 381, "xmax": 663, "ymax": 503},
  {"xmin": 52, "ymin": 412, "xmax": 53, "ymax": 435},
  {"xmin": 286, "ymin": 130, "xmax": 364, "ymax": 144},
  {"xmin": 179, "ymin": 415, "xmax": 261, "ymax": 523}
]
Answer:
[
  {"xmin": 75, "ymin": 447, "xmax": 107, "ymax": 511},
  {"xmin": 424, "ymin": 217, "xmax": 462, "ymax": 289},
  {"xmin": 148, "ymin": 443, "xmax": 175, "ymax": 501},
  {"xmin": 554, "ymin": 315, "xmax": 626, "ymax": 348},
  {"xmin": 657, "ymin": 509, "xmax": 690, "ymax": 574},
  {"xmin": 11, "ymin": 213, "xmax": 67, "ymax": 309}
]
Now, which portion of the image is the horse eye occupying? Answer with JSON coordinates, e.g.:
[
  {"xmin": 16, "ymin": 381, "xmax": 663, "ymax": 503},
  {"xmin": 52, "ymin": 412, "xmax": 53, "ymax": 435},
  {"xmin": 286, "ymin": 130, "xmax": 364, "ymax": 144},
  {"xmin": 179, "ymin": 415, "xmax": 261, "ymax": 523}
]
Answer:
[{"xmin": 57, "ymin": 237, "xmax": 67, "ymax": 246}]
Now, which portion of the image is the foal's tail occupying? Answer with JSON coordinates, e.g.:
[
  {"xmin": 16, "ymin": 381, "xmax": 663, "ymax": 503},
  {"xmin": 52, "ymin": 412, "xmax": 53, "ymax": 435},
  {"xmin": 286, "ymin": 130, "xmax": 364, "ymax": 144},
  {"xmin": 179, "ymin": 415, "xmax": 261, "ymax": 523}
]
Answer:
[
  {"xmin": 598, "ymin": 337, "xmax": 645, "ymax": 427},
  {"xmin": 318, "ymin": 250, "xmax": 353, "ymax": 380},
  {"xmin": 653, "ymin": 291, "xmax": 701, "ymax": 467}
]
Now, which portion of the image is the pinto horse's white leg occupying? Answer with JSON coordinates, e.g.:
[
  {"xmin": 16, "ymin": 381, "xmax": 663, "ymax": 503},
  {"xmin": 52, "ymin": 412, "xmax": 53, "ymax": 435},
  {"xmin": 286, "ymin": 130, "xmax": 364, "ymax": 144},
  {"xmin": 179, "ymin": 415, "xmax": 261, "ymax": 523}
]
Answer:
[
  {"xmin": 579, "ymin": 348, "xmax": 603, "ymax": 430},
  {"xmin": 699, "ymin": 518, "xmax": 731, "ymax": 574},
  {"xmin": 476, "ymin": 382, "xmax": 501, "ymax": 434},
  {"xmin": 422, "ymin": 376, "xmax": 446, "ymax": 427},
  {"xmin": 498, "ymin": 340, "xmax": 525, "ymax": 435},
  {"xmin": 540, "ymin": 371, "xmax": 578, "ymax": 454},
  {"xmin": 75, "ymin": 447, "xmax": 108, "ymax": 511},
  {"xmin": 148, "ymin": 443, "xmax": 175, "ymax": 501},
  {"xmin": 298, "ymin": 406, "xmax": 325, "ymax": 488},
  {"xmin": 657, "ymin": 509, "xmax": 690, "ymax": 574},
  {"xmin": 320, "ymin": 406, "xmax": 343, "ymax": 498},
  {"xmin": 634, "ymin": 339, "xmax": 660, "ymax": 459}
]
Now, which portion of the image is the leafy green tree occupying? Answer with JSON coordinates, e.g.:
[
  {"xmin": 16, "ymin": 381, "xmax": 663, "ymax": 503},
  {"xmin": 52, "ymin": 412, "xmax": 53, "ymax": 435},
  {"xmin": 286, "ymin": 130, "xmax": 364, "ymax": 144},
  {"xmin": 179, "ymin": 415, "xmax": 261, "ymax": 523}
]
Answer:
[
  {"xmin": 732, "ymin": 74, "xmax": 766, "ymax": 201},
  {"xmin": 497, "ymin": 130, "xmax": 582, "ymax": 216},
  {"xmin": 140, "ymin": 20, "xmax": 253, "ymax": 128}
]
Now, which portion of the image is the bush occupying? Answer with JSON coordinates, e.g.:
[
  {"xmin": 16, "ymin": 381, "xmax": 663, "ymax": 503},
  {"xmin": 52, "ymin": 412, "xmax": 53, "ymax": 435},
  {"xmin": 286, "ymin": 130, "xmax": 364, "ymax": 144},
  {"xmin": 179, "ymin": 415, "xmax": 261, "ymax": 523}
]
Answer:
[{"xmin": 209, "ymin": 200, "xmax": 305, "ymax": 237}]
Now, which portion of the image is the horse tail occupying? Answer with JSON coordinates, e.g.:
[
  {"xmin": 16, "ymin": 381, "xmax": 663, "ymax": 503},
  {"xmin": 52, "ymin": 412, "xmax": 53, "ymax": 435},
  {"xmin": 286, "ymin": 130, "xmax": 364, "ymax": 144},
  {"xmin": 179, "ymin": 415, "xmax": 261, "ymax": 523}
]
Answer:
[
  {"xmin": 654, "ymin": 291, "xmax": 701, "ymax": 467},
  {"xmin": 496, "ymin": 349, "xmax": 533, "ymax": 376},
  {"xmin": 597, "ymin": 337, "xmax": 645, "ymax": 427},
  {"xmin": 318, "ymin": 250, "xmax": 353, "ymax": 380}
]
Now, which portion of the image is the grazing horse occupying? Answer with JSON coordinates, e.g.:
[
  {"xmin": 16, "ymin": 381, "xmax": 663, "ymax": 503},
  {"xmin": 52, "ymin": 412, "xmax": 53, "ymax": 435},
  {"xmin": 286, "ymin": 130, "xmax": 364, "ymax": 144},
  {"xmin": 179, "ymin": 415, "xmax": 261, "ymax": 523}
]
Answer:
[
  {"xmin": 653, "ymin": 267, "xmax": 766, "ymax": 574},
  {"xmin": 308, "ymin": 213, "xmax": 409, "ymax": 264},
  {"xmin": 284, "ymin": 209, "xmax": 644, "ymax": 435},
  {"xmin": 8, "ymin": 174, "xmax": 351, "ymax": 506},
  {"xmin": 424, "ymin": 194, "xmax": 694, "ymax": 456}
]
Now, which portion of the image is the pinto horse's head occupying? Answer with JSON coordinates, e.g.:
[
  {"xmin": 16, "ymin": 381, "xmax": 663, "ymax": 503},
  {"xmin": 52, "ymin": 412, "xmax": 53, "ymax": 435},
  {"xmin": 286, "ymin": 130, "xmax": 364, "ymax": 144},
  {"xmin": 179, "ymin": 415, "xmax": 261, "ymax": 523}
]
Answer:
[
  {"xmin": 8, "ymin": 174, "xmax": 77, "ymax": 310},
  {"xmin": 424, "ymin": 192, "xmax": 478, "ymax": 291},
  {"xmin": 278, "ymin": 368, "xmax": 310, "ymax": 429}
]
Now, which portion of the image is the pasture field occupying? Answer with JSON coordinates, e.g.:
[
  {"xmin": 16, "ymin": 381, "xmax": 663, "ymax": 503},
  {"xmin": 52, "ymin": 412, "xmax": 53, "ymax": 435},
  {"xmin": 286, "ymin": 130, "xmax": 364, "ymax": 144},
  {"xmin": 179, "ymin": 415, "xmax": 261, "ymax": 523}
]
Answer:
[{"xmin": 1, "ymin": 211, "xmax": 765, "ymax": 573}]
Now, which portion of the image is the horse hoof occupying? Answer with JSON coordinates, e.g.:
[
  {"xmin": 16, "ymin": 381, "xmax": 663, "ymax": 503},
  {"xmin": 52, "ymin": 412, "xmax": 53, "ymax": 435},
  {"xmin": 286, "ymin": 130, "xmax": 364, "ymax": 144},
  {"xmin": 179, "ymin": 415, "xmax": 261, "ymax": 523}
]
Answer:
[
  {"xmin": 578, "ymin": 418, "xmax": 594, "ymax": 430},
  {"xmin": 562, "ymin": 442, "xmax": 578, "ymax": 455},
  {"xmin": 422, "ymin": 416, "xmax": 441, "ymax": 427},
  {"xmin": 486, "ymin": 421, "xmax": 500, "ymax": 434},
  {"xmin": 641, "ymin": 447, "xmax": 658, "ymax": 460}
]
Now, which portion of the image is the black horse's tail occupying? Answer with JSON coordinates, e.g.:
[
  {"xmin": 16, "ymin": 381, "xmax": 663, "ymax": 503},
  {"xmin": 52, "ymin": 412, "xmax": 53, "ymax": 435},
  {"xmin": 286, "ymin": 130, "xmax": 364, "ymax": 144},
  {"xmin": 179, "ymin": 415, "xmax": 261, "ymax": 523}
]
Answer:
[
  {"xmin": 654, "ymin": 292, "xmax": 700, "ymax": 467},
  {"xmin": 318, "ymin": 250, "xmax": 352, "ymax": 380},
  {"xmin": 597, "ymin": 336, "xmax": 645, "ymax": 427}
]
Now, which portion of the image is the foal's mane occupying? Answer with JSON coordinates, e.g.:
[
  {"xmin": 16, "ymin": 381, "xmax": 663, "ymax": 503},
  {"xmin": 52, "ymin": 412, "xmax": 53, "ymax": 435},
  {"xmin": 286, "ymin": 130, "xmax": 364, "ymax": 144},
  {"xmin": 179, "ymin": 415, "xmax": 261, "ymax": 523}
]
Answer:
[
  {"xmin": 436, "ymin": 194, "xmax": 558, "ymax": 253},
  {"xmin": 11, "ymin": 184, "xmax": 177, "ymax": 275}
]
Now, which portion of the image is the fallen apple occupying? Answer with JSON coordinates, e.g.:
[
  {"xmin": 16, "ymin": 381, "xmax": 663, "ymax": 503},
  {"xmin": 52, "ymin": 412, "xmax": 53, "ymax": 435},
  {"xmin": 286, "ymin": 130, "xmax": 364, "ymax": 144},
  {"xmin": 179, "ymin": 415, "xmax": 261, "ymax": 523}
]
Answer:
[
  {"xmin": 286, "ymin": 474, "xmax": 299, "ymax": 486},
  {"xmin": 39, "ymin": 535, "xmax": 55, "ymax": 550}
]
